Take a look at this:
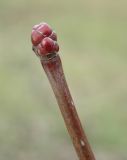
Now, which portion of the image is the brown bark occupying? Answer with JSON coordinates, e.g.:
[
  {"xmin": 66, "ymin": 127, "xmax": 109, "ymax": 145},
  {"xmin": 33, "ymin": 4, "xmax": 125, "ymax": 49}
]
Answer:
[{"xmin": 41, "ymin": 55, "xmax": 95, "ymax": 160}]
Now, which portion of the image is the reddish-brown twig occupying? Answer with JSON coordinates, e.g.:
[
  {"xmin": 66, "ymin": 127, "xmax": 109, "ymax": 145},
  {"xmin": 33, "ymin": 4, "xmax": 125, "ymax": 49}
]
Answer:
[{"xmin": 31, "ymin": 22, "xmax": 95, "ymax": 160}]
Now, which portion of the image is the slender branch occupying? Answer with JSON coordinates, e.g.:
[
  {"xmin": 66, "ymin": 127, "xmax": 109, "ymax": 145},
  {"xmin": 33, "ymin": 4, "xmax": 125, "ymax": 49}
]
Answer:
[
  {"xmin": 31, "ymin": 22, "xmax": 95, "ymax": 160},
  {"xmin": 41, "ymin": 55, "xmax": 95, "ymax": 160}
]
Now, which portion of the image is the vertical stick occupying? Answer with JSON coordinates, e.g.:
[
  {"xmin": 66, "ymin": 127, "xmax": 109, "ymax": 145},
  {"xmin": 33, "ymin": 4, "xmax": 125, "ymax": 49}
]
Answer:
[
  {"xmin": 31, "ymin": 22, "xmax": 95, "ymax": 160},
  {"xmin": 41, "ymin": 55, "xmax": 95, "ymax": 160}
]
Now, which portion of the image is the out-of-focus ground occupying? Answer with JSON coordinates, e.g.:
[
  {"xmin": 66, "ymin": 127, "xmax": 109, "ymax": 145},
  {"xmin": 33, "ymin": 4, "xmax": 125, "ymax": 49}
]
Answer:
[{"xmin": 0, "ymin": 0, "xmax": 127, "ymax": 159}]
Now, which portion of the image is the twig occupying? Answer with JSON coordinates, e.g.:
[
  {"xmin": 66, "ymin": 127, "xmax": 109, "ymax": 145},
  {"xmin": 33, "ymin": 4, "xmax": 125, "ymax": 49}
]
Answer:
[{"xmin": 31, "ymin": 22, "xmax": 95, "ymax": 160}]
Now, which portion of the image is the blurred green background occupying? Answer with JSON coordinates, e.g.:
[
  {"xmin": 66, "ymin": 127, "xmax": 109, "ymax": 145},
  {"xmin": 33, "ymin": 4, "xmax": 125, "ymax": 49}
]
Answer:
[{"xmin": 0, "ymin": 0, "xmax": 127, "ymax": 159}]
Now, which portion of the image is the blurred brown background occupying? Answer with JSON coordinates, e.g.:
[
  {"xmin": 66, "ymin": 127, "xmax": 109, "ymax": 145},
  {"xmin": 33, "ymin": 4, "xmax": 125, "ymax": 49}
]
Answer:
[{"xmin": 0, "ymin": 0, "xmax": 127, "ymax": 159}]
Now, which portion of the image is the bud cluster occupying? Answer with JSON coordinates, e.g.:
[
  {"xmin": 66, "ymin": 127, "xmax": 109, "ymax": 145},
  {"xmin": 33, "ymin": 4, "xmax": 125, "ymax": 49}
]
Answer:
[{"xmin": 31, "ymin": 23, "xmax": 59, "ymax": 55}]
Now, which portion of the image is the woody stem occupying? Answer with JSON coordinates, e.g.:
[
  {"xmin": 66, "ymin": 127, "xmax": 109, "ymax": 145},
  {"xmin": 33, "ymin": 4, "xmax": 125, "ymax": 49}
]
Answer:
[{"xmin": 40, "ymin": 54, "xmax": 95, "ymax": 160}]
